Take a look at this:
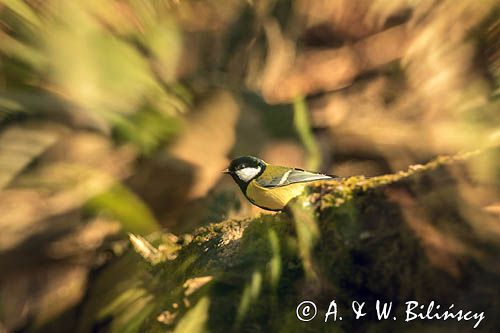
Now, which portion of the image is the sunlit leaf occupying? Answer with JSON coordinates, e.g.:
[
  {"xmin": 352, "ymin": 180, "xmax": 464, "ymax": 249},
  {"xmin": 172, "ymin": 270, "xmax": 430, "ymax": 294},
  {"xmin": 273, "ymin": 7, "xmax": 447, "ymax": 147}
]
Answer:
[
  {"xmin": 86, "ymin": 184, "xmax": 159, "ymax": 235},
  {"xmin": 173, "ymin": 297, "xmax": 210, "ymax": 333}
]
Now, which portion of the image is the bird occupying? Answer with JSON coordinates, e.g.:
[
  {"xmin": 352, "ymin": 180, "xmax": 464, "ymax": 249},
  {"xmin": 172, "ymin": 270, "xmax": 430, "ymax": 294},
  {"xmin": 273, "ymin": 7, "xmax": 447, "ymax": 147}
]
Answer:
[{"xmin": 223, "ymin": 156, "xmax": 340, "ymax": 211}]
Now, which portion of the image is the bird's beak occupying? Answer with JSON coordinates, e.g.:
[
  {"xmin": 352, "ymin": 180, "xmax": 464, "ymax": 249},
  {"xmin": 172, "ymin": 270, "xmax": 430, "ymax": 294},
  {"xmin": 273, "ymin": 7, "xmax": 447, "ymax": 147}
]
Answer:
[{"xmin": 222, "ymin": 168, "xmax": 230, "ymax": 174}]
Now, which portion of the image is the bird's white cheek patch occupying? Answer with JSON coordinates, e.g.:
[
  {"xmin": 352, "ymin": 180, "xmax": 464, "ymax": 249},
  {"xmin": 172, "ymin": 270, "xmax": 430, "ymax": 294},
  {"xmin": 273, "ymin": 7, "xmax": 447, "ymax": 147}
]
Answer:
[{"xmin": 235, "ymin": 167, "xmax": 261, "ymax": 182}]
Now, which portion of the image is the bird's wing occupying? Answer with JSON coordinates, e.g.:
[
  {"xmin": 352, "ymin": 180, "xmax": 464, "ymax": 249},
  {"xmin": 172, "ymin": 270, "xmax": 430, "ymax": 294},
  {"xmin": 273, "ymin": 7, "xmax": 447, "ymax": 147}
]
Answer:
[{"xmin": 256, "ymin": 167, "xmax": 336, "ymax": 188}]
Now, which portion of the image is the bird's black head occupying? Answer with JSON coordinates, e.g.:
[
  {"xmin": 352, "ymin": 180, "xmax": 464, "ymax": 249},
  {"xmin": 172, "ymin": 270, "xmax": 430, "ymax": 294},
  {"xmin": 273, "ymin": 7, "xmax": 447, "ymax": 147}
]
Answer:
[{"xmin": 224, "ymin": 156, "xmax": 266, "ymax": 190}]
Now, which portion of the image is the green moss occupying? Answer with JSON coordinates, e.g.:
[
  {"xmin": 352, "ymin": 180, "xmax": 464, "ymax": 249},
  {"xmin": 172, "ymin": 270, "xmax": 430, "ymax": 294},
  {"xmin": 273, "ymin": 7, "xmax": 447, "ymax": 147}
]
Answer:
[{"xmin": 75, "ymin": 148, "xmax": 500, "ymax": 333}]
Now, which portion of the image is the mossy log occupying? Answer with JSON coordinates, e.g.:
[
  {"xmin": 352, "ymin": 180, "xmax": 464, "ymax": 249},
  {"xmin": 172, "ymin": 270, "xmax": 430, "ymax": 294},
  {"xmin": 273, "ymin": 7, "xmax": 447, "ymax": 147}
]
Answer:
[{"xmin": 63, "ymin": 148, "xmax": 499, "ymax": 333}]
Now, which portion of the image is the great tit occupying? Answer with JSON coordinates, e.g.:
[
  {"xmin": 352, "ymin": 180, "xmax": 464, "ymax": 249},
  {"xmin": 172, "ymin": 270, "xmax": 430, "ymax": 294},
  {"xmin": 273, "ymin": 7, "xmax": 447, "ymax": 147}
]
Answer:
[{"xmin": 223, "ymin": 156, "xmax": 340, "ymax": 211}]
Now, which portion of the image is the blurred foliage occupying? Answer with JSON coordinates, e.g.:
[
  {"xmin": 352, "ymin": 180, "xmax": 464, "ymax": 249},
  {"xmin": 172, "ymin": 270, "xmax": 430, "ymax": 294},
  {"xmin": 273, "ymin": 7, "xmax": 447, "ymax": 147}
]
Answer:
[
  {"xmin": 0, "ymin": 0, "xmax": 499, "ymax": 332},
  {"xmin": 85, "ymin": 184, "xmax": 159, "ymax": 235}
]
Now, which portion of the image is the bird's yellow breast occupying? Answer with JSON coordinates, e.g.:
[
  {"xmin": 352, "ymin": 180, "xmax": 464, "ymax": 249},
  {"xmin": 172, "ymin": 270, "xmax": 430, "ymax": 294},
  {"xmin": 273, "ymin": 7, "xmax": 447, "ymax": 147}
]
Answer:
[{"xmin": 245, "ymin": 180, "xmax": 309, "ymax": 211}]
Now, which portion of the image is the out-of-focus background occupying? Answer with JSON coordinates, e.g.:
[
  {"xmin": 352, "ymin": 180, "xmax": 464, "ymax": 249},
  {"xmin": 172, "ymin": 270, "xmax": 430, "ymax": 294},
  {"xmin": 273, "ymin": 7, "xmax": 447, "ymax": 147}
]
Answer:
[{"xmin": 0, "ymin": 0, "xmax": 498, "ymax": 331}]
